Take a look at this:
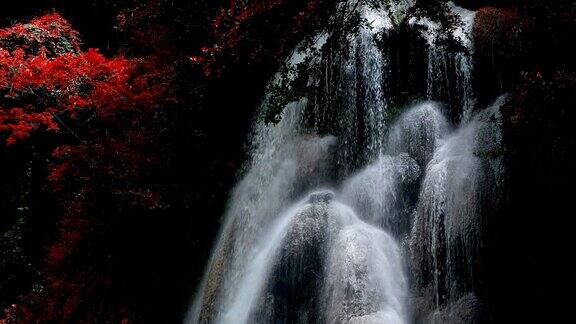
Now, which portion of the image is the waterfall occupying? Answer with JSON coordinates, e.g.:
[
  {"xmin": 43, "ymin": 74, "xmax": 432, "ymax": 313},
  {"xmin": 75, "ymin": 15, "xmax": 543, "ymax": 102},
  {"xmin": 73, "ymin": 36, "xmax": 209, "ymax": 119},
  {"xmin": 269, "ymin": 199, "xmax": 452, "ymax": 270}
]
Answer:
[
  {"xmin": 341, "ymin": 153, "xmax": 420, "ymax": 235},
  {"xmin": 409, "ymin": 96, "xmax": 505, "ymax": 322},
  {"xmin": 187, "ymin": 2, "xmax": 505, "ymax": 323},
  {"xmin": 186, "ymin": 99, "xmax": 338, "ymax": 323},
  {"xmin": 323, "ymin": 216, "xmax": 408, "ymax": 323},
  {"xmin": 323, "ymin": 4, "xmax": 394, "ymax": 171},
  {"xmin": 358, "ymin": 19, "xmax": 389, "ymax": 157},
  {"xmin": 411, "ymin": 2, "xmax": 477, "ymax": 123}
]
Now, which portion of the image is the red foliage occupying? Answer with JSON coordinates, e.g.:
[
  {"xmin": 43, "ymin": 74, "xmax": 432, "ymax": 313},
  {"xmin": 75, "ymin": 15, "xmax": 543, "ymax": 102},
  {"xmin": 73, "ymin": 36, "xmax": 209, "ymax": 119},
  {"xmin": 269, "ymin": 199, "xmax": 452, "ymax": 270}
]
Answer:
[
  {"xmin": 474, "ymin": 7, "xmax": 531, "ymax": 57},
  {"xmin": 1, "ymin": 12, "xmax": 174, "ymax": 323},
  {"xmin": 504, "ymin": 70, "xmax": 576, "ymax": 126},
  {"xmin": 1, "ymin": 2, "xmax": 323, "ymax": 321},
  {"xmin": 0, "ymin": 13, "xmax": 81, "ymax": 56},
  {"xmin": 115, "ymin": 0, "xmax": 175, "ymax": 56},
  {"xmin": 0, "ymin": 41, "xmax": 168, "ymax": 145},
  {"xmin": 192, "ymin": 0, "xmax": 322, "ymax": 77}
]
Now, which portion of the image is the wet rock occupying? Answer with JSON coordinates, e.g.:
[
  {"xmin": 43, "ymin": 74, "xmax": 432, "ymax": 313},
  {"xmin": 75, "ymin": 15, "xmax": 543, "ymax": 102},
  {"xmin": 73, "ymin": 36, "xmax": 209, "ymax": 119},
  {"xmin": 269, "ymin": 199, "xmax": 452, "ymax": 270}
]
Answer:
[{"xmin": 307, "ymin": 190, "xmax": 334, "ymax": 204}]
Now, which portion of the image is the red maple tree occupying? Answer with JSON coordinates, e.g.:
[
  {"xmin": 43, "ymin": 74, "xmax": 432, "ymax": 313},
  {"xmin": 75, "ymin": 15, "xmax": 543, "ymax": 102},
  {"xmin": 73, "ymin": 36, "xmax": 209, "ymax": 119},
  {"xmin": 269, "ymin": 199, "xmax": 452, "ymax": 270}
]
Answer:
[{"xmin": 1, "ymin": 12, "xmax": 173, "ymax": 323}]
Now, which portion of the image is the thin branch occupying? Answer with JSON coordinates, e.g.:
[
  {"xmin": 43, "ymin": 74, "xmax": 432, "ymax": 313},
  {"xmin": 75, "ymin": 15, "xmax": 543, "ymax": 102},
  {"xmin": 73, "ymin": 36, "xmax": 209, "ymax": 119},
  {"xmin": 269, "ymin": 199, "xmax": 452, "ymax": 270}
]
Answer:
[{"xmin": 51, "ymin": 112, "xmax": 83, "ymax": 142}]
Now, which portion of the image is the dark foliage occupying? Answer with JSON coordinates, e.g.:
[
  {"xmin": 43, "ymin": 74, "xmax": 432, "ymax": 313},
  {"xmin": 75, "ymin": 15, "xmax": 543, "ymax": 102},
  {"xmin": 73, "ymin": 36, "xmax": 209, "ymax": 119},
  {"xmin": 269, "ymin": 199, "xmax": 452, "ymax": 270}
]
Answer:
[{"xmin": 474, "ymin": 0, "xmax": 576, "ymax": 322}]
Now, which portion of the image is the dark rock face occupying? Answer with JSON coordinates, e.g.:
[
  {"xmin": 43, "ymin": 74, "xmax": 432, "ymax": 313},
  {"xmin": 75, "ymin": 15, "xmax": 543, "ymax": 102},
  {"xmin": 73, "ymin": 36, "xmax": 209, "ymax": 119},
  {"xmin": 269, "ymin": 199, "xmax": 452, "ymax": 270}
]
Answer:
[
  {"xmin": 472, "ymin": 6, "xmax": 524, "ymax": 107},
  {"xmin": 307, "ymin": 190, "xmax": 334, "ymax": 204},
  {"xmin": 251, "ymin": 200, "xmax": 335, "ymax": 324},
  {"xmin": 425, "ymin": 293, "xmax": 481, "ymax": 324},
  {"xmin": 485, "ymin": 71, "xmax": 576, "ymax": 323},
  {"xmin": 470, "ymin": 2, "xmax": 576, "ymax": 320}
]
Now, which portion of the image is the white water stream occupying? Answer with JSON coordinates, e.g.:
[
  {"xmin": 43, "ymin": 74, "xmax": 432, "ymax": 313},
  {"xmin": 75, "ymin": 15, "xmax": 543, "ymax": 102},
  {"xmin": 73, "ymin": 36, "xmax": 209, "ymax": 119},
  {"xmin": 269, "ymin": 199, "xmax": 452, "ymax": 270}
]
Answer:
[{"xmin": 187, "ymin": 2, "xmax": 503, "ymax": 323}]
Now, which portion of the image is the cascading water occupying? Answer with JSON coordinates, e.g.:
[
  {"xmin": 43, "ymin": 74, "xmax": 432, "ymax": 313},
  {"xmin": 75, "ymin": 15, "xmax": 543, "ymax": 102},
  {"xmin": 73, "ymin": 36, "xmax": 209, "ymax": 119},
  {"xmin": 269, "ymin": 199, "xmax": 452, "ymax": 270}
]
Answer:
[
  {"xmin": 411, "ymin": 2, "xmax": 477, "ymax": 123},
  {"xmin": 357, "ymin": 14, "xmax": 389, "ymax": 157},
  {"xmin": 409, "ymin": 96, "xmax": 505, "ymax": 322},
  {"xmin": 187, "ymin": 99, "xmax": 338, "ymax": 323},
  {"xmin": 187, "ymin": 1, "xmax": 505, "ymax": 323}
]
